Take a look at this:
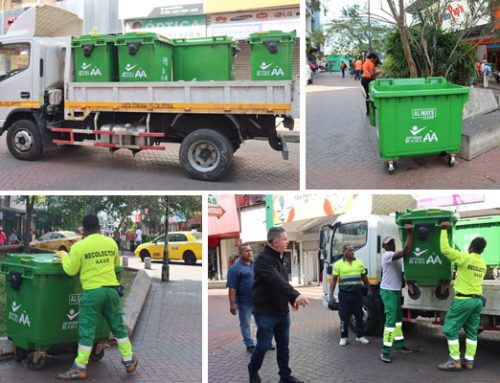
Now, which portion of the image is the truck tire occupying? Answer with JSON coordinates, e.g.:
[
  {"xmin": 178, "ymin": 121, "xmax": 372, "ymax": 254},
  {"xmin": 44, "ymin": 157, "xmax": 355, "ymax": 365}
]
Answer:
[
  {"xmin": 349, "ymin": 296, "xmax": 381, "ymax": 336},
  {"xmin": 7, "ymin": 119, "xmax": 43, "ymax": 160},
  {"xmin": 179, "ymin": 129, "xmax": 233, "ymax": 181}
]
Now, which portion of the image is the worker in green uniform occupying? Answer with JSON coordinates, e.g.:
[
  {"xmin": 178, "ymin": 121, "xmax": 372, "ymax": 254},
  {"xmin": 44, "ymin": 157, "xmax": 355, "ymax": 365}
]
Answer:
[
  {"xmin": 438, "ymin": 221, "xmax": 487, "ymax": 371},
  {"xmin": 56, "ymin": 214, "xmax": 138, "ymax": 380}
]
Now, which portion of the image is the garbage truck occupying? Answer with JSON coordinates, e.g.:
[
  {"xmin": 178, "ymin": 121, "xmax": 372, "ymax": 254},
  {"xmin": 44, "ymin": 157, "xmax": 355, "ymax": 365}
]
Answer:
[
  {"xmin": 0, "ymin": 6, "xmax": 297, "ymax": 181},
  {"xmin": 319, "ymin": 211, "xmax": 500, "ymax": 336}
]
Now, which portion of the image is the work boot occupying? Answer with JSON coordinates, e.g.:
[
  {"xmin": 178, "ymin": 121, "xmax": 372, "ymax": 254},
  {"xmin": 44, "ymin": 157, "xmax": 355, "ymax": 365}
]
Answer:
[
  {"xmin": 380, "ymin": 352, "xmax": 391, "ymax": 363},
  {"xmin": 461, "ymin": 358, "xmax": 474, "ymax": 370},
  {"xmin": 339, "ymin": 338, "xmax": 347, "ymax": 346},
  {"xmin": 438, "ymin": 357, "xmax": 462, "ymax": 371},
  {"xmin": 279, "ymin": 375, "xmax": 305, "ymax": 383},
  {"xmin": 394, "ymin": 346, "xmax": 413, "ymax": 354},
  {"xmin": 123, "ymin": 356, "xmax": 138, "ymax": 374},
  {"xmin": 249, "ymin": 371, "xmax": 261, "ymax": 383},
  {"xmin": 57, "ymin": 364, "xmax": 87, "ymax": 380},
  {"xmin": 246, "ymin": 345, "xmax": 255, "ymax": 353}
]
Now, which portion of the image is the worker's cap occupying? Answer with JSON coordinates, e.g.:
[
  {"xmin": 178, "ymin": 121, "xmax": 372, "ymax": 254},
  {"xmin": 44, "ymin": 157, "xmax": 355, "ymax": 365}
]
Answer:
[{"xmin": 382, "ymin": 236, "xmax": 395, "ymax": 245}]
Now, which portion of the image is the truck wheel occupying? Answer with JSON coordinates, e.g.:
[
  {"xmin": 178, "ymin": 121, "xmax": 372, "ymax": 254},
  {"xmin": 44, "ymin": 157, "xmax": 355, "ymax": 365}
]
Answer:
[
  {"xmin": 179, "ymin": 129, "xmax": 233, "ymax": 181},
  {"xmin": 183, "ymin": 250, "xmax": 197, "ymax": 265},
  {"xmin": 140, "ymin": 249, "xmax": 150, "ymax": 262},
  {"xmin": 349, "ymin": 296, "xmax": 381, "ymax": 336},
  {"xmin": 6, "ymin": 119, "xmax": 43, "ymax": 160}
]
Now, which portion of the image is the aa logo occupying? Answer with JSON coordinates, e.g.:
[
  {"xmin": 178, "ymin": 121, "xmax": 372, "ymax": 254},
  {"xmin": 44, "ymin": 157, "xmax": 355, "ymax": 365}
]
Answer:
[
  {"xmin": 426, "ymin": 255, "xmax": 442, "ymax": 265},
  {"xmin": 90, "ymin": 68, "xmax": 102, "ymax": 76},
  {"xmin": 135, "ymin": 69, "xmax": 147, "ymax": 79},
  {"xmin": 271, "ymin": 67, "xmax": 285, "ymax": 76}
]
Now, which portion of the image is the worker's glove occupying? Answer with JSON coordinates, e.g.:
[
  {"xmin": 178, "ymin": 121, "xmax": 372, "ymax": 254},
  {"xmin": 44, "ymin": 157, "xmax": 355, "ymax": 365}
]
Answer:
[
  {"xmin": 54, "ymin": 250, "xmax": 68, "ymax": 259},
  {"xmin": 481, "ymin": 296, "xmax": 487, "ymax": 307}
]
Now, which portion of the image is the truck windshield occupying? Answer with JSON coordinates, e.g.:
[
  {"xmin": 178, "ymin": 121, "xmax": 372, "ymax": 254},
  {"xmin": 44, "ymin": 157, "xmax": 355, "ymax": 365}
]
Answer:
[
  {"xmin": 0, "ymin": 43, "xmax": 30, "ymax": 82},
  {"xmin": 331, "ymin": 221, "xmax": 368, "ymax": 261}
]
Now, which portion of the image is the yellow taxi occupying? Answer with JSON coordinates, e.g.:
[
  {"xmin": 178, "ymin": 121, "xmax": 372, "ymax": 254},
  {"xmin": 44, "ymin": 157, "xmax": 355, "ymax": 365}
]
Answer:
[
  {"xmin": 134, "ymin": 231, "xmax": 202, "ymax": 265},
  {"xmin": 30, "ymin": 231, "xmax": 82, "ymax": 252}
]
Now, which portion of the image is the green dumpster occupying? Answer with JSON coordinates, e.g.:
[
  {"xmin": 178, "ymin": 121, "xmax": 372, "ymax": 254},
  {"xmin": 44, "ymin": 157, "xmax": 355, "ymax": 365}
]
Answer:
[
  {"xmin": 115, "ymin": 32, "xmax": 174, "ymax": 82},
  {"xmin": 72, "ymin": 34, "xmax": 117, "ymax": 82},
  {"xmin": 369, "ymin": 77, "xmax": 470, "ymax": 173},
  {"xmin": 0, "ymin": 253, "xmax": 122, "ymax": 368},
  {"xmin": 247, "ymin": 30, "xmax": 296, "ymax": 81},
  {"xmin": 455, "ymin": 215, "xmax": 500, "ymax": 267},
  {"xmin": 396, "ymin": 209, "xmax": 457, "ymax": 298},
  {"xmin": 173, "ymin": 36, "xmax": 238, "ymax": 81}
]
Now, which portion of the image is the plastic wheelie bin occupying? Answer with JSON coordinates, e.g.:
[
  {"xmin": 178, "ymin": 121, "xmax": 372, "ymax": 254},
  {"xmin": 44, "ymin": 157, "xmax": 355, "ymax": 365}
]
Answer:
[
  {"xmin": 247, "ymin": 30, "xmax": 296, "ymax": 81},
  {"xmin": 72, "ymin": 34, "xmax": 117, "ymax": 82},
  {"xmin": 172, "ymin": 36, "xmax": 239, "ymax": 81},
  {"xmin": 0, "ymin": 253, "xmax": 123, "ymax": 369},
  {"xmin": 455, "ymin": 215, "xmax": 500, "ymax": 267},
  {"xmin": 396, "ymin": 209, "xmax": 457, "ymax": 300},
  {"xmin": 369, "ymin": 77, "xmax": 470, "ymax": 174},
  {"xmin": 115, "ymin": 32, "xmax": 174, "ymax": 82}
]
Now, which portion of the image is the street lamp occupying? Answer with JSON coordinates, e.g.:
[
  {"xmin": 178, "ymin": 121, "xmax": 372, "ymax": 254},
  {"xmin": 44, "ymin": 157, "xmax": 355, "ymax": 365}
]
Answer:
[
  {"xmin": 368, "ymin": 0, "xmax": 372, "ymax": 53},
  {"xmin": 161, "ymin": 196, "xmax": 170, "ymax": 282}
]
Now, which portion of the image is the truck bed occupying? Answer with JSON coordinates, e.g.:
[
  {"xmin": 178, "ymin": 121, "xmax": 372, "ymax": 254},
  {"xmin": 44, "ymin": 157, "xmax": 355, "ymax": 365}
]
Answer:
[
  {"xmin": 64, "ymin": 80, "xmax": 293, "ymax": 120},
  {"xmin": 402, "ymin": 280, "xmax": 500, "ymax": 316}
]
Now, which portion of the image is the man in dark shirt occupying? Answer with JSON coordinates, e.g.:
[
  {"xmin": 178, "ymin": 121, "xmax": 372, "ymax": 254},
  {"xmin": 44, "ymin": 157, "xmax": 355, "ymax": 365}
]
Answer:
[
  {"xmin": 227, "ymin": 243, "xmax": 256, "ymax": 352},
  {"xmin": 248, "ymin": 227, "xmax": 309, "ymax": 383}
]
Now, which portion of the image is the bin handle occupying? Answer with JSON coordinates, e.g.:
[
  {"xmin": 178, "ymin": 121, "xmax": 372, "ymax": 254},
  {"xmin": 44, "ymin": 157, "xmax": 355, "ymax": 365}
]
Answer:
[
  {"xmin": 128, "ymin": 42, "xmax": 141, "ymax": 56},
  {"xmin": 8, "ymin": 271, "xmax": 23, "ymax": 291},
  {"xmin": 263, "ymin": 40, "xmax": 279, "ymax": 54},
  {"xmin": 82, "ymin": 44, "xmax": 95, "ymax": 58}
]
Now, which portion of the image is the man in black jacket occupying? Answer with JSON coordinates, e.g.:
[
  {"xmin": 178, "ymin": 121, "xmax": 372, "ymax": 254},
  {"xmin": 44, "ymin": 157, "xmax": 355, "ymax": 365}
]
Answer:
[{"xmin": 248, "ymin": 227, "xmax": 309, "ymax": 383}]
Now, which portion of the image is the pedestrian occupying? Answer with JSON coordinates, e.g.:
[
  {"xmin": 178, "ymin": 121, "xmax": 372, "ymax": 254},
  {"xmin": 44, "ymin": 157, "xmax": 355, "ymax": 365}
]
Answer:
[
  {"xmin": 113, "ymin": 228, "xmax": 121, "ymax": 250},
  {"xmin": 354, "ymin": 58, "xmax": 363, "ymax": 80},
  {"xmin": 248, "ymin": 227, "xmax": 309, "ymax": 383},
  {"xmin": 55, "ymin": 213, "xmax": 138, "ymax": 380},
  {"xmin": 361, "ymin": 53, "xmax": 379, "ymax": 115},
  {"xmin": 379, "ymin": 224, "xmax": 414, "ymax": 363},
  {"xmin": 481, "ymin": 60, "xmax": 491, "ymax": 88},
  {"xmin": 135, "ymin": 225, "xmax": 142, "ymax": 247},
  {"xmin": 227, "ymin": 243, "xmax": 256, "ymax": 352},
  {"xmin": 0, "ymin": 226, "xmax": 6, "ymax": 246},
  {"xmin": 438, "ymin": 221, "xmax": 487, "ymax": 371},
  {"xmin": 8, "ymin": 229, "xmax": 20, "ymax": 244},
  {"xmin": 329, "ymin": 244, "xmax": 372, "ymax": 346},
  {"xmin": 340, "ymin": 60, "xmax": 346, "ymax": 78}
]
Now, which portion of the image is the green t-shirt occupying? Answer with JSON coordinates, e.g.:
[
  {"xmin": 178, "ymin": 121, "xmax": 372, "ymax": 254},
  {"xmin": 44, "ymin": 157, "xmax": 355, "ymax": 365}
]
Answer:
[
  {"xmin": 440, "ymin": 230, "xmax": 486, "ymax": 297},
  {"xmin": 333, "ymin": 257, "xmax": 366, "ymax": 292},
  {"xmin": 62, "ymin": 233, "xmax": 120, "ymax": 290}
]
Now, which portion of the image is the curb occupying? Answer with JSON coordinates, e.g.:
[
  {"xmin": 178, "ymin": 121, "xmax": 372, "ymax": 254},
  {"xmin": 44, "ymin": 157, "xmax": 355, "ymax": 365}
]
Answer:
[{"xmin": 0, "ymin": 269, "xmax": 151, "ymax": 357}]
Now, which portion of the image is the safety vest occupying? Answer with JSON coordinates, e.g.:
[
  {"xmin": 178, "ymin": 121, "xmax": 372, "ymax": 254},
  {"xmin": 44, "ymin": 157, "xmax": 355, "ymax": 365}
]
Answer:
[{"xmin": 333, "ymin": 257, "xmax": 366, "ymax": 292}]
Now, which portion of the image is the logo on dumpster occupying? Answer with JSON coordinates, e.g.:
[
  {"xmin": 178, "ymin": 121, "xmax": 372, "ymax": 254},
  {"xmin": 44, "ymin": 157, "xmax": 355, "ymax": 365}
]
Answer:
[
  {"xmin": 413, "ymin": 247, "xmax": 429, "ymax": 257},
  {"xmin": 62, "ymin": 309, "xmax": 79, "ymax": 330},
  {"xmin": 426, "ymin": 255, "xmax": 443, "ymax": 265},
  {"xmin": 67, "ymin": 309, "xmax": 79, "ymax": 321},
  {"xmin": 123, "ymin": 63, "xmax": 147, "ymax": 79},
  {"xmin": 257, "ymin": 62, "xmax": 285, "ymax": 77},
  {"xmin": 409, "ymin": 249, "xmax": 442, "ymax": 265},
  {"xmin": 412, "ymin": 108, "xmax": 437, "ymax": 120},
  {"xmin": 69, "ymin": 294, "xmax": 81, "ymax": 305},
  {"xmin": 79, "ymin": 62, "xmax": 102, "ymax": 77},
  {"xmin": 11, "ymin": 301, "xmax": 21, "ymax": 312},
  {"xmin": 405, "ymin": 126, "xmax": 439, "ymax": 144}
]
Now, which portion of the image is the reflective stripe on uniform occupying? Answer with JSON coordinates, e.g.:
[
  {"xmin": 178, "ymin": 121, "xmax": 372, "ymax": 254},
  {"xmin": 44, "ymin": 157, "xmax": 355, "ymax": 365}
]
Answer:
[
  {"xmin": 116, "ymin": 336, "xmax": 130, "ymax": 344},
  {"xmin": 78, "ymin": 344, "xmax": 92, "ymax": 351},
  {"xmin": 464, "ymin": 355, "xmax": 475, "ymax": 361},
  {"xmin": 466, "ymin": 339, "xmax": 477, "ymax": 346}
]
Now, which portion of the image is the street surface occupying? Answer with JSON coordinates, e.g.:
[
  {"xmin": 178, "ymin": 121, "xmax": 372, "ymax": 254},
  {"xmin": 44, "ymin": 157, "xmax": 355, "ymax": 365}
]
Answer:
[
  {"xmin": 0, "ymin": 135, "xmax": 299, "ymax": 190},
  {"xmin": 306, "ymin": 72, "xmax": 500, "ymax": 189},
  {"xmin": 209, "ymin": 288, "xmax": 500, "ymax": 383},
  {"xmin": 0, "ymin": 254, "xmax": 202, "ymax": 383}
]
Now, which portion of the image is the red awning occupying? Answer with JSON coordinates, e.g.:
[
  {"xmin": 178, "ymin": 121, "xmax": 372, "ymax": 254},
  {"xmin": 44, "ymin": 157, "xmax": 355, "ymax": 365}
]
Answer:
[{"xmin": 208, "ymin": 195, "xmax": 240, "ymax": 238}]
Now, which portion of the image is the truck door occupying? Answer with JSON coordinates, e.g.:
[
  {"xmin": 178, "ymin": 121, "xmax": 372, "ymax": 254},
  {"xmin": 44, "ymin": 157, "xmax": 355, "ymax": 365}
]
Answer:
[
  {"xmin": 0, "ymin": 42, "xmax": 35, "ymax": 128},
  {"xmin": 319, "ymin": 222, "xmax": 338, "ymax": 307}
]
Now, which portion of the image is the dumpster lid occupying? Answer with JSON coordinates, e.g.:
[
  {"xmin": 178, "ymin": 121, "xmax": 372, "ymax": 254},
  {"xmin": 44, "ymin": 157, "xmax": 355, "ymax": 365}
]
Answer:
[
  {"xmin": 0, "ymin": 253, "xmax": 65, "ymax": 275},
  {"xmin": 247, "ymin": 30, "xmax": 296, "ymax": 43},
  {"xmin": 116, "ymin": 31, "xmax": 174, "ymax": 45},
  {"xmin": 396, "ymin": 208, "xmax": 458, "ymax": 225},
  {"xmin": 370, "ymin": 77, "xmax": 470, "ymax": 99},
  {"xmin": 72, "ymin": 34, "xmax": 116, "ymax": 43},
  {"xmin": 173, "ymin": 36, "xmax": 237, "ymax": 46}
]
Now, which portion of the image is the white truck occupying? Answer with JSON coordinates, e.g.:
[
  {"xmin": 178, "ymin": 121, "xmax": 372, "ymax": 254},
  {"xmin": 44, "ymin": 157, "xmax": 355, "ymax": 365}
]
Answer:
[
  {"xmin": 319, "ymin": 213, "xmax": 500, "ymax": 335},
  {"xmin": 0, "ymin": 6, "xmax": 296, "ymax": 181}
]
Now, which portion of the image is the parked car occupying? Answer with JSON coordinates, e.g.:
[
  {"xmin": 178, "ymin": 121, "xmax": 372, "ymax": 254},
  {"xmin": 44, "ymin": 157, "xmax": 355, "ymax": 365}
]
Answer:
[
  {"xmin": 30, "ymin": 231, "xmax": 82, "ymax": 252},
  {"xmin": 134, "ymin": 231, "xmax": 202, "ymax": 265}
]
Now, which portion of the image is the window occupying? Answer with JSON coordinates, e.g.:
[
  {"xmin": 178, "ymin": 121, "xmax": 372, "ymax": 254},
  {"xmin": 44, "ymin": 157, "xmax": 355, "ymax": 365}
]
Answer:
[
  {"xmin": 169, "ymin": 234, "xmax": 187, "ymax": 242},
  {"xmin": 331, "ymin": 221, "xmax": 368, "ymax": 261},
  {"xmin": 0, "ymin": 43, "xmax": 30, "ymax": 82}
]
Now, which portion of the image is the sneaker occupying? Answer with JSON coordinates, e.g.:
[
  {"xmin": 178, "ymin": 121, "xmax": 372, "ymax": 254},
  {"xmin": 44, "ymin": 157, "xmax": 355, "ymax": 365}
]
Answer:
[
  {"xmin": 438, "ymin": 357, "xmax": 462, "ymax": 371},
  {"xmin": 355, "ymin": 336, "xmax": 370, "ymax": 344},
  {"xmin": 279, "ymin": 375, "xmax": 305, "ymax": 383},
  {"xmin": 123, "ymin": 356, "xmax": 138, "ymax": 374},
  {"xmin": 246, "ymin": 345, "xmax": 255, "ymax": 353},
  {"xmin": 461, "ymin": 358, "xmax": 473, "ymax": 370},
  {"xmin": 380, "ymin": 353, "xmax": 392, "ymax": 363},
  {"xmin": 339, "ymin": 338, "xmax": 347, "ymax": 346},
  {"xmin": 394, "ymin": 346, "xmax": 413, "ymax": 354},
  {"xmin": 249, "ymin": 372, "xmax": 261, "ymax": 383},
  {"xmin": 57, "ymin": 364, "xmax": 87, "ymax": 380}
]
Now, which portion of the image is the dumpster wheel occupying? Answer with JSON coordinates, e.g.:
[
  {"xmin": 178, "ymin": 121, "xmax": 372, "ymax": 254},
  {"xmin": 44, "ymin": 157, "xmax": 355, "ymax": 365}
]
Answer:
[
  {"xmin": 26, "ymin": 351, "xmax": 47, "ymax": 370},
  {"xmin": 89, "ymin": 343, "xmax": 106, "ymax": 362},
  {"xmin": 447, "ymin": 154, "xmax": 456, "ymax": 167},
  {"xmin": 15, "ymin": 347, "xmax": 28, "ymax": 362},
  {"xmin": 386, "ymin": 161, "xmax": 395, "ymax": 174}
]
